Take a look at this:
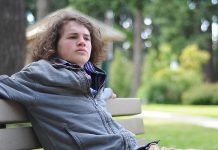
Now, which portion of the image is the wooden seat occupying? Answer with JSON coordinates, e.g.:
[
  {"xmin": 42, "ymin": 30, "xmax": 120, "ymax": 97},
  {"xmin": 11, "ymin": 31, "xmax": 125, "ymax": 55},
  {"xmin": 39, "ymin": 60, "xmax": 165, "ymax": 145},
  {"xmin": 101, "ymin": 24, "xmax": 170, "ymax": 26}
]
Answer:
[{"xmin": 0, "ymin": 98, "xmax": 145, "ymax": 149}]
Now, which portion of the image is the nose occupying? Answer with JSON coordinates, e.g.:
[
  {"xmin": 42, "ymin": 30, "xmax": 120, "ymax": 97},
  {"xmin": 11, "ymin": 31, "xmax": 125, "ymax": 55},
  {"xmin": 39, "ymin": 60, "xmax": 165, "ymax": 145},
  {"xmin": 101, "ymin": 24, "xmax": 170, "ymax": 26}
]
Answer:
[{"xmin": 77, "ymin": 36, "xmax": 86, "ymax": 46}]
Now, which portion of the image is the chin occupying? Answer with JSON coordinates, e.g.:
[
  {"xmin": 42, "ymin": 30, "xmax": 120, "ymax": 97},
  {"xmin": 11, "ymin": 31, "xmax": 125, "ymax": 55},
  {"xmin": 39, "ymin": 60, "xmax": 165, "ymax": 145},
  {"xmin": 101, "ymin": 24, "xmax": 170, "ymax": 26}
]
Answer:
[{"xmin": 78, "ymin": 61, "xmax": 89, "ymax": 67}]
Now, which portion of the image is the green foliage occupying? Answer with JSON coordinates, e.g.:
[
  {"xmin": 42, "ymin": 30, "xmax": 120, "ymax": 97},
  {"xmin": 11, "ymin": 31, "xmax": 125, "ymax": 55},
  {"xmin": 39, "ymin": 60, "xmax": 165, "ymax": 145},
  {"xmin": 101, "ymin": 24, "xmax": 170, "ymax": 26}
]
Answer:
[
  {"xmin": 180, "ymin": 44, "xmax": 210, "ymax": 71},
  {"xmin": 25, "ymin": 0, "xmax": 36, "ymax": 13},
  {"xmin": 69, "ymin": 0, "xmax": 135, "ymax": 21},
  {"xmin": 140, "ymin": 68, "xmax": 202, "ymax": 104},
  {"xmin": 51, "ymin": 0, "xmax": 69, "ymax": 11},
  {"xmin": 138, "ymin": 44, "xmax": 180, "ymax": 103},
  {"xmin": 145, "ymin": 0, "xmax": 218, "ymax": 81},
  {"xmin": 25, "ymin": 0, "xmax": 69, "ymax": 18},
  {"xmin": 145, "ymin": 0, "xmax": 218, "ymax": 52},
  {"xmin": 145, "ymin": 0, "xmax": 191, "ymax": 53},
  {"xmin": 182, "ymin": 83, "xmax": 218, "ymax": 105},
  {"xmin": 138, "ymin": 44, "xmax": 209, "ymax": 104},
  {"xmin": 109, "ymin": 50, "xmax": 132, "ymax": 97}
]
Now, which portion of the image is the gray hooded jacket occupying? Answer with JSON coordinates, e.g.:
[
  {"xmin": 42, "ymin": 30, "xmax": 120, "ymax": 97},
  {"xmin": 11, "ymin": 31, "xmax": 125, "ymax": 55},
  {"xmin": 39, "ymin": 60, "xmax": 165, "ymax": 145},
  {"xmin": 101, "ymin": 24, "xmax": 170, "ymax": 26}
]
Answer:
[{"xmin": 0, "ymin": 60, "xmax": 137, "ymax": 150}]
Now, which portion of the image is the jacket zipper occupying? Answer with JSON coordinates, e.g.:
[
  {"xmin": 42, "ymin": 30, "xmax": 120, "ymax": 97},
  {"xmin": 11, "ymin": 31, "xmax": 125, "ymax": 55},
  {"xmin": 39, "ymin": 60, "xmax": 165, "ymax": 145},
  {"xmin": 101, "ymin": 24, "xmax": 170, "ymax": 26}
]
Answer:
[{"xmin": 80, "ymin": 70, "xmax": 115, "ymax": 134}]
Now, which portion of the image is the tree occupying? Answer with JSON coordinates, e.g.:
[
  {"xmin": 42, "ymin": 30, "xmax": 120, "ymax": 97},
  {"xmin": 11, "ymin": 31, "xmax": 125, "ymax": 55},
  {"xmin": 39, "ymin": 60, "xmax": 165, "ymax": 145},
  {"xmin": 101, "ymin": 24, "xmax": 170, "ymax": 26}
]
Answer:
[
  {"xmin": 144, "ymin": 0, "xmax": 190, "ymax": 53},
  {"xmin": 195, "ymin": 0, "xmax": 218, "ymax": 82},
  {"xmin": 130, "ymin": 0, "xmax": 144, "ymax": 97},
  {"xmin": 145, "ymin": 0, "xmax": 218, "ymax": 82},
  {"xmin": 0, "ymin": 0, "xmax": 26, "ymax": 75},
  {"xmin": 0, "ymin": 0, "xmax": 26, "ymax": 129}
]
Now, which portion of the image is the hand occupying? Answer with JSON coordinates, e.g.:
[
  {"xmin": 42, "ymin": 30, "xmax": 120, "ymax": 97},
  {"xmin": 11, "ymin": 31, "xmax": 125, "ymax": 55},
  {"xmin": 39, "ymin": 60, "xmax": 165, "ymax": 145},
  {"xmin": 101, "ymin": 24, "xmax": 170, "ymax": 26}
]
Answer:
[
  {"xmin": 149, "ymin": 144, "xmax": 160, "ymax": 150},
  {"xmin": 111, "ymin": 93, "xmax": 117, "ymax": 99}
]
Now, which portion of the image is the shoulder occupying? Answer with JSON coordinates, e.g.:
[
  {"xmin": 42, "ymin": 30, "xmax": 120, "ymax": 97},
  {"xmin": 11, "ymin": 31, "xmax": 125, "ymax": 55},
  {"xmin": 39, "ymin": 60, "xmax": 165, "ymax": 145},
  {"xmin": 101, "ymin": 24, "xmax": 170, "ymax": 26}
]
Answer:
[
  {"xmin": 11, "ymin": 59, "xmax": 53, "ymax": 80},
  {"xmin": 22, "ymin": 59, "xmax": 52, "ymax": 71},
  {"xmin": 20, "ymin": 59, "xmax": 58, "ymax": 76},
  {"xmin": 12, "ymin": 59, "xmax": 81, "ymax": 85}
]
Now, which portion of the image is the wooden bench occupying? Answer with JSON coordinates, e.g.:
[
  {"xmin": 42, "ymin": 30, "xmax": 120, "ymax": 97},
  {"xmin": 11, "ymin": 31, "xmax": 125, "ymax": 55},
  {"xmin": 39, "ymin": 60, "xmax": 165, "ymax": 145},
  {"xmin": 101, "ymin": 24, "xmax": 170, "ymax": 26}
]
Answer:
[{"xmin": 0, "ymin": 98, "xmax": 145, "ymax": 149}]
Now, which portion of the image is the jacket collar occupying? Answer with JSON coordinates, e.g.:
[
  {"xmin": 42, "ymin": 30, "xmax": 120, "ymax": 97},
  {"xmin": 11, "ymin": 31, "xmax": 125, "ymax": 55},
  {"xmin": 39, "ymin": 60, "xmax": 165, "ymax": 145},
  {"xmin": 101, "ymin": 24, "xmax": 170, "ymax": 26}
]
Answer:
[{"xmin": 50, "ymin": 57, "xmax": 106, "ymax": 93}]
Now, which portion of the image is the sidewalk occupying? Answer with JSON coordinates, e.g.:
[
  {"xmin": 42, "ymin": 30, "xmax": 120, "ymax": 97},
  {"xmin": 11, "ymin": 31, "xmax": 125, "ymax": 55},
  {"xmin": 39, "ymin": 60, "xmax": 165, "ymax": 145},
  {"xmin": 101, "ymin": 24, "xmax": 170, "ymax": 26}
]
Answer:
[{"xmin": 137, "ymin": 111, "xmax": 218, "ymax": 129}]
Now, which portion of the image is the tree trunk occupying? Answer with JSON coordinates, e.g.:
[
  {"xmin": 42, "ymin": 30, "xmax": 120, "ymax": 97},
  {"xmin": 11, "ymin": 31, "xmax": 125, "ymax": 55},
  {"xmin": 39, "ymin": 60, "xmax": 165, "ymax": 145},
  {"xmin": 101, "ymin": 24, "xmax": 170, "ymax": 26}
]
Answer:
[
  {"xmin": 211, "ymin": 18, "xmax": 218, "ymax": 82},
  {"xmin": 0, "ymin": 0, "xmax": 26, "ymax": 75},
  {"xmin": 36, "ymin": 0, "xmax": 51, "ymax": 20},
  {"xmin": 130, "ymin": 6, "xmax": 143, "ymax": 97},
  {"xmin": 204, "ymin": 19, "xmax": 216, "ymax": 82},
  {"xmin": 213, "ymin": 43, "xmax": 218, "ymax": 81}
]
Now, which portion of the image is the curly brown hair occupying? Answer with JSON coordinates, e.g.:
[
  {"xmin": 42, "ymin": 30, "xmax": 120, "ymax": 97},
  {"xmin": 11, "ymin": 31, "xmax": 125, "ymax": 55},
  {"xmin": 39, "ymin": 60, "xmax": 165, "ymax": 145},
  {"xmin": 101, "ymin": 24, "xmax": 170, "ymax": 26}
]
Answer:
[{"xmin": 31, "ymin": 10, "xmax": 105, "ymax": 65}]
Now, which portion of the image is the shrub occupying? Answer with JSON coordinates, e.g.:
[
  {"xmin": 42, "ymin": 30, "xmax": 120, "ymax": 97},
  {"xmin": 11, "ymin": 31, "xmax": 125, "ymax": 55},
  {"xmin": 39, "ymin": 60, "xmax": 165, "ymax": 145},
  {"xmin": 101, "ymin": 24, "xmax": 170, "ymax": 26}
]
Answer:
[
  {"xmin": 138, "ymin": 43, "xmax": 210, "ymax": 104},
  {"xmin": 144, "ymin": 68, "xmax": 202, "ymax": 104},
  {"xmin": 109, "ymin": 50, "xmax": 133, "ymax": 97},
  {"xmin": 182, "ymin": 83, "xmax": 218, "ymax": 105},
  {"xmin": 180, "ymin": 44, "xmax": 210, "ymax": 72}
]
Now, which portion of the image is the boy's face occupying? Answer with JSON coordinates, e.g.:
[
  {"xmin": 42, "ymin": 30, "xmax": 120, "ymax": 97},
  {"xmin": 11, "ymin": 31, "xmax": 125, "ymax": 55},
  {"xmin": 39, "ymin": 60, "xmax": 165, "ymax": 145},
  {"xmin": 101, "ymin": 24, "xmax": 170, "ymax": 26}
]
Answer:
[{"xmin": 57, "ymin": 21, "xmax": 92, "ymax": 68}]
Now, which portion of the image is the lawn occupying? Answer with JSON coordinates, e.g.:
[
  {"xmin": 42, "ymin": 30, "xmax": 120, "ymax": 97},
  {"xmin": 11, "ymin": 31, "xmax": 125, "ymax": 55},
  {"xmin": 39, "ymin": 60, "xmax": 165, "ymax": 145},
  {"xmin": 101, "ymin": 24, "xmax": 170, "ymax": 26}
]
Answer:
[
  {"xmin": 142, "ymin": 104, "xmax": 218, "ymax": 118},
  {"xmin": 137, "ymin": 118, "xmax": 218, "ymax": 150}
]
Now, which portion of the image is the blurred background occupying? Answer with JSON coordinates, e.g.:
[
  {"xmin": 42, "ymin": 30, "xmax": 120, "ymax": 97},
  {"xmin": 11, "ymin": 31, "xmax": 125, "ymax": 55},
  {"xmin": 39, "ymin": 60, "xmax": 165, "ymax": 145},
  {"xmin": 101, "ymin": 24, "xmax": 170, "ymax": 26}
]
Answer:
[{"xmin": 0, "ymin": 0, "xmax": 218, "ymax": 149}]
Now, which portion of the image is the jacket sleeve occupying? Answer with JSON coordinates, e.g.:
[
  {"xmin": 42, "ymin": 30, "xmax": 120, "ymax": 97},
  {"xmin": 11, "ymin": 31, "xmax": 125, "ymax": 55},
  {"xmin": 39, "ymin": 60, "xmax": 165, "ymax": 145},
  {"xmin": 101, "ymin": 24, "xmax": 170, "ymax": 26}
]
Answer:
[
  {"xmin": 0, "ymin": 75, "xmax": 11, "ymax": 99},
  {"xmin": 0, "ymin": 72, "xmax": 36, "ymax": 105}
]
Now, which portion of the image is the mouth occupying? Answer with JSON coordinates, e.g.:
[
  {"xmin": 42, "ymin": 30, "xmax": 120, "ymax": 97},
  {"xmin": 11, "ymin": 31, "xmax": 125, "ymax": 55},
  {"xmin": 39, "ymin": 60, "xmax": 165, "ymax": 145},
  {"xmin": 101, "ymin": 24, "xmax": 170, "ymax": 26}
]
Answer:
[{"xmin": 76, "ymin": 49, "xmax": 88, "ymax": 54}]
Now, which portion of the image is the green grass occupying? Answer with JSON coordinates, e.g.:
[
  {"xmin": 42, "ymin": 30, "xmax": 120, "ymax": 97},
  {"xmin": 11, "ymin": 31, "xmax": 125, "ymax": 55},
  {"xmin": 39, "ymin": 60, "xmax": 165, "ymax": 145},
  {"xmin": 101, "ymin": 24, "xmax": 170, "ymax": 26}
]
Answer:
[
  {"xmin": 137, "ymin": 118, "xmax": 218, "ymax": 150},
  {"xmin": 142, "ymin": 104, "xmax": 218, "ymax": 118}
]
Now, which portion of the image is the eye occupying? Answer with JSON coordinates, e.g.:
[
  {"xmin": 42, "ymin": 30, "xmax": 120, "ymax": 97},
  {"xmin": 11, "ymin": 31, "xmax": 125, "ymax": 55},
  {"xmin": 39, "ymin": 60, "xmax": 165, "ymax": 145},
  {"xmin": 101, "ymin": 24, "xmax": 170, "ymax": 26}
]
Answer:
[
  {"xmin": 69, "ymin": 36, "xmax": 77, "ymax": 39},
  {"xmin": 84, "ymin": 36, "xmax": 91, "ymax": 41}
]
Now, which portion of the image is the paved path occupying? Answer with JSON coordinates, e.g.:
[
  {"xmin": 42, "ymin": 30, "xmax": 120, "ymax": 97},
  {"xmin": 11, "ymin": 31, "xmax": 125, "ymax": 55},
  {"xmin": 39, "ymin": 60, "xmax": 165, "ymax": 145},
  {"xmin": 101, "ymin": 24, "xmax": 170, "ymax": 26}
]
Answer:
[{"xmin": 137, "ymin": 111, "xmax": 218, "ymax": 129}]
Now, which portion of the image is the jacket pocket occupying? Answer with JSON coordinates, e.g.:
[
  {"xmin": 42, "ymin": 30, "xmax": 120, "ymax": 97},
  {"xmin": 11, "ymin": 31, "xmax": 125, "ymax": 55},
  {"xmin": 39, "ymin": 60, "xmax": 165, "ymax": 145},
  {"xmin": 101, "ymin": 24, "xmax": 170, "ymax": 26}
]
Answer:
[
  {"xmin": 65, "ymin": 127, "xmax": 85, "ymax": 150},
  {"xmin": 64, "ymin": 127, "xmax": 125, "ymax": 150}
]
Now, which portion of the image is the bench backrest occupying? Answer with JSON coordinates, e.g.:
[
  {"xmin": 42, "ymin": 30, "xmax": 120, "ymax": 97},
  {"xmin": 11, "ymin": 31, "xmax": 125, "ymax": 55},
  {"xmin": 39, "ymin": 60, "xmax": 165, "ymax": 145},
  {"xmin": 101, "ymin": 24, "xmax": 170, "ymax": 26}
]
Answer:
[{"xmin": 0, "ymin": 98, "xmax": 145, "ymax": 149}]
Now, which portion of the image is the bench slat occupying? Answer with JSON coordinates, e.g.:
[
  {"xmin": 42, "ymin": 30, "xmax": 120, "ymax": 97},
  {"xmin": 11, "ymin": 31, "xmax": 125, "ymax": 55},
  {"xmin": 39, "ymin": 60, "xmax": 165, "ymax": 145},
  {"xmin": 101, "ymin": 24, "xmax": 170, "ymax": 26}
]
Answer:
[
  {"xmin": 0, "ymin": 100, "xmax": 28, "ymax": 123},
  {"xmin": 116, "ymin": 118, "xmax": 145, "ymax": 134},
  {"xmin": 0, "ymin": 127, "xmax": 41, "ymax": 149},
  {"xmin": 107, "ymin": 98, "xmax": 141, "ymax": 116},
  {"xmin": 0, "ymin": 127, "xmax": 145, "ymax": 150},
  {"xmin": 0, "ymin": 98, "xmax": 142, "ymax": 123}
]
